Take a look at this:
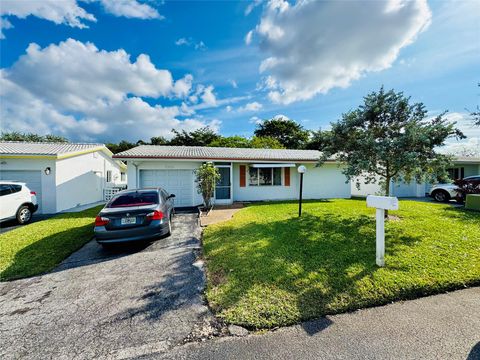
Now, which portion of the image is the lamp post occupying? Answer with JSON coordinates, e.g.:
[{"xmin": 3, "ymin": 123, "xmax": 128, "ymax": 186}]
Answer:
[{"xmin": 297, "ymin": 165, "xmax": 307, "ymax": 217}]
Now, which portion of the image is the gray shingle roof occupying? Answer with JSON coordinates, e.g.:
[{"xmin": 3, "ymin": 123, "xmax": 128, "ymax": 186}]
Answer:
[
  {"xmin": 113, "ymin": 145, "xmax": 329, "ymax": 162},
  {"xmin": 0, "ymin": 141, "xmax": 107, "ymax": 156}
]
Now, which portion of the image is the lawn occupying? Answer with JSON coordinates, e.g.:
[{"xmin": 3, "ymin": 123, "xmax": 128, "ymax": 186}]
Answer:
[
  {"xmin": 0, "ymin": 205, "xmax": 103, "ymax": 281},
  {"xmin": 203, "ymin": 199, "xmax": 480, "ymax": 329}
]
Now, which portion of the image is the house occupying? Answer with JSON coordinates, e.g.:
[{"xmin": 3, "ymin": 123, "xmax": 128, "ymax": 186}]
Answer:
[
  {"xmin": 0, "ymin": 142, "xmax": 126, "ymax": 214},
  {"xmin": 113, "ymin": 145, "xmax": 351, "ymax": 207},
  {"xmin": 351, "ymin": 157, "xmax": 480, "ymax": 198}
]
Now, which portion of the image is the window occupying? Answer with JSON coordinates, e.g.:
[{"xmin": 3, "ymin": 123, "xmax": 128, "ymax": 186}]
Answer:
[
  {"xmin": 120, "ymin": 172, "xmax": 126, "ymax": 182},
  {"xmin": 447, "ymin": 167, "xmax": 465, "ymax": 180},
  {"xmin": 10, "ymin": 184, "xmax": 22, "ymax": 193},
  {"xmin": 107, "ymin": 191, "xmax": 159, "ymax": 208},
  {"xmin": 248, "ymin": 167, "xmax": 282, "ymax": 186},
  {"xmin": 0, "ymin": 185, "xmax": 12, "ymax": 196},
  {"xmin": 106, "ymin": 170, "xmax": 112, "ymax": 183}
]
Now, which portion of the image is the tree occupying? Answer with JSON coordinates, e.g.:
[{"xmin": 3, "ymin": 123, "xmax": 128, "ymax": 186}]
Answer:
[
  {"xmin": 169, "ymin": 127, "xmax": 220, "ymax": 146},
  {"xmin": 105, "ymin": 140, "xmax": 137, "ymax": 154},
  {"xmin": 318, "ymin": 87, "xmax": 465, "ymax": 208},
  {"xmin": 208, "ymin": 136, "xmax": 251, "ymax": 148},
  {"xmin": 306, "ymin": 129, "xmax": 331, "ymax": 150},
  {"xmin": 249, "ymin": 136, "xmax": 285, "ymax": 149},
  {"xmin": 254, "ymin": 117, "xmax": 310, "ymax": 149},
  {"xmin": 0, "ymin": 132, "xmax": 68, "ymax": 143},
  {"xmin": 194, "ymin": 162, "xmax": 220, "ymax": 209},
  {"xmin": 150, "ymin": 136, "xmax": 168, "ymax": 145}
]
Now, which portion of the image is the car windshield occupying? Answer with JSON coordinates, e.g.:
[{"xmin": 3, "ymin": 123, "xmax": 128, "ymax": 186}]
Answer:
[{"xmin": 108, "ymin": 191, "xmax": 159, "ymax": 208}]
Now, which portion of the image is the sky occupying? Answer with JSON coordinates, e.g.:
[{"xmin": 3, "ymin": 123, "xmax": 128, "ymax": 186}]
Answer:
[{"xmin": 0, "ymin": 0, "xmax": 479, "ymax": 154}]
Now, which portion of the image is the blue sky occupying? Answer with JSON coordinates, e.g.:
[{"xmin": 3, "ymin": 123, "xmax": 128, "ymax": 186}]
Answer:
[{"xmin": 1, "ymin": 0, "xmax": 478, "ymax": 153}]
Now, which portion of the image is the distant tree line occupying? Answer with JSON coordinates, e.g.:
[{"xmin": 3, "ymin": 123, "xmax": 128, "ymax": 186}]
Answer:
[{"xmin": 0, "ymin": 117, "xmax": 319, "ymax": 153}]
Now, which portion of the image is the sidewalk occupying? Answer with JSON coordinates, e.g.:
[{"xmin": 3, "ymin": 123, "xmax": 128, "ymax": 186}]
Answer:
[{"xmin": 158, "ymin": 287, "xmax": 480, "ymax": 360}]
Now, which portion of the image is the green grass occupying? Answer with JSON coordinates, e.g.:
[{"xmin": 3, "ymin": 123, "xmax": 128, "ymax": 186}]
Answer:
[
  {"xmin": 0, "ymin": 206, "xmax": 103, "ymax": 281},
  {"xmin": 203, "ymin": 199, "xmax": 480, "ymax": 329}
]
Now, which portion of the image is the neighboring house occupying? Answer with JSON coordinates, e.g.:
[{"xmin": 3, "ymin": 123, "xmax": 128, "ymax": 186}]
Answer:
[
  {"xmin": 113, "ymin": 145, "xmax": 351, "ymax": 207},
  {"xmin": 351, "ymin": 157, "xmax": 480, "ymax": 198},
  {"xmin": 0, "ymin": 142, "xmax": 126, "ymax": 214}
]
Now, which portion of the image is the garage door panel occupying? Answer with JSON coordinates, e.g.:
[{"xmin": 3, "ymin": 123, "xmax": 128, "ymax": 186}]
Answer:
[
  {"xmin": 0, "ymin": 170, "xmax": 43, "ymax": 212},
  {"xmin": 140, "ymin": 169, "xmax": 195, "ymax": 207}
]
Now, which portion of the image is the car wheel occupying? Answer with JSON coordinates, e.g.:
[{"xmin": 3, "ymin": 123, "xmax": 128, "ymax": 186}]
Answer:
[
  {"xmin": 16, "ymin": 205, "xmax": 32, "ymax": 224},
  {"xmin": 432, "ymin": 190, "xmax": 450, "ymax": 202}
]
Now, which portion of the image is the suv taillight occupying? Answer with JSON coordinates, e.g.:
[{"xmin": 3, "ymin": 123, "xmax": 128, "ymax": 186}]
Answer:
[
  {"xmin": 146, "ymin": 210, "xmax": 163, "ymax": 220},
  {"xmin": 95, "ymin": 216, "xmax": 110, "ymax": 227},
  {"xmin": 30, "ymin": 191, "xmax": 36, "ymax": 196}
]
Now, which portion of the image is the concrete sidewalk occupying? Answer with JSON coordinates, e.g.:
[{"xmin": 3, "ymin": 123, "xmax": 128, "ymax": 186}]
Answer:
[{"xmin": 159, "ymin": 287, "xmax": 480, "ymax": 360}]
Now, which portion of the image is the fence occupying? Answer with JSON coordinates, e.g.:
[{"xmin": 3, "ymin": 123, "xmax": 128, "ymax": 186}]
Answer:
[{"xmin": 104, "ymin": 185, "xmax": 127, "ymax": 201}]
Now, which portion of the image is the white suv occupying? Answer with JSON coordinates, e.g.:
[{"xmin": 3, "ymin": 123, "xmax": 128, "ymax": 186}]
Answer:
[
  {"xmin": 0, "ymin": 181, "xmax": 39, "ymax": 224},
  {"xmin": 429, "ymin": 183, "xmax": 459, "ymax": 202}
]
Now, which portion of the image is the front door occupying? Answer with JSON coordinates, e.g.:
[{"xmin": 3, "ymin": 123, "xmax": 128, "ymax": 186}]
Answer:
[{"xmin": 215, "ymin": 165, "xmax": 232, "ymax": 204}]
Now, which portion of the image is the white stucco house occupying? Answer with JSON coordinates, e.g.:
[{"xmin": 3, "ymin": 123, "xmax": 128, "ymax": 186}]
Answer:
[
  {"xmin": 0, "ymin": 142, "xmax": 126, "ymax": 214},
  {"xmin": 351, "ymin": 157, "xmax": 480, "ymax": 198},
  {"xmin": 113, "ymin": 145, "xmax": 351, "ymax": 207}
]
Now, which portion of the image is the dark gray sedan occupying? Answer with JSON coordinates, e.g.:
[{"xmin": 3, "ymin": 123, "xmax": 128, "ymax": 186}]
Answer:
[{"xmin": 95, "ymin": 188, "xmax": 175, "ymax": 247}]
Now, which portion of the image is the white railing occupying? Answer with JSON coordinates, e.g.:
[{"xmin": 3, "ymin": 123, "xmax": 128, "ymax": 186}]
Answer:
[{"xmin": 104, "ymin": 185, "xmax": 127, "ymax": 201}]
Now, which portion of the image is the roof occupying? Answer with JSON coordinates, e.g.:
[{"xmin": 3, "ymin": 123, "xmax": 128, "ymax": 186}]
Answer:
[
  {"xmin": 0, "ymin": 142, "xmax": 126, "ymax": 169},
  {"xmin": 453, "ymin": 157, "xmax": 480, "ymax": 164},
  {"xmin": 113, "ymin": 145, "xmax": 329, "ymax": 162}
]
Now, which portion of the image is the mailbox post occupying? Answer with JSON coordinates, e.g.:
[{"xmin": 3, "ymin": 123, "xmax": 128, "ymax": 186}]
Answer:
[{"xmin": 366, "ymin": 195, "xmax": 399, "ymax": 267}]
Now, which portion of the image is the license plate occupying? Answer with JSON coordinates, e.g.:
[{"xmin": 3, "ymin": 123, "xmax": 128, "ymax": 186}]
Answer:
[{"xmin": 121, "ymin": 217, "xmax": 136, "ymax": 225}]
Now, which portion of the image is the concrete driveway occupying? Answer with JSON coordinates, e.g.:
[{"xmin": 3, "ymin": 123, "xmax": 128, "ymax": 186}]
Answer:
[{"xmin": 0, "ymin": 212, "xmax": 213, "ymax": 359}]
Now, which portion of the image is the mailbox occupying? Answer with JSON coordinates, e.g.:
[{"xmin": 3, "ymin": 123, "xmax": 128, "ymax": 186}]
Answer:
[{"xmin": 366, "ymin": 195, "xmax": 399, "ymax": 211}]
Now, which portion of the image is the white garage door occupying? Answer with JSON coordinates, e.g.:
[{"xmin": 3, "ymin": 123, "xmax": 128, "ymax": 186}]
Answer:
[
  {"xmin": 0, "ymin": 170, "xmax": 43, "ymax": 212},
  {"xmin": 140, "ymin": 169, "xmax": 195, "ymax": 207}
]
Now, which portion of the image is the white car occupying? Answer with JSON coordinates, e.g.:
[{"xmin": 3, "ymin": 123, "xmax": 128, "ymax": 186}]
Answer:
[
  {"xmin": 0, "ymin": 181, "xmax": 39, "ymax": 224},
  {"xmin": 429, "ymin": 183, "xmax": 459, "ymax": 202}
]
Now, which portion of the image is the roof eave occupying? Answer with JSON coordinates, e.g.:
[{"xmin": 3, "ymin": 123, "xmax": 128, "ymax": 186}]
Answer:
[{"xmin": 112, "ymin": 155, "xmax": 335, "ymax": 163}]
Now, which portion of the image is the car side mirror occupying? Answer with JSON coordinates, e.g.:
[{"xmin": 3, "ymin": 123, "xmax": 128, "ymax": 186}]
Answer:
[{"xmin": 168, "ymin": 194, "xmax": 175, "ymax": 199}]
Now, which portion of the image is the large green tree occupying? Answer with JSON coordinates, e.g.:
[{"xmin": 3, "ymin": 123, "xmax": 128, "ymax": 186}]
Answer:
[
  {"xmin": 169, "ymin": 127, "xmax": 220, "ymax": 146},
  {"xmin": 319, "ymin": 87, "xmax": 465, "ymax": 199},
  {"xmin": 208, "ymin": 136, "xmax": 251, "ymax": 148},
  {"xmin": 249, "ymin": 136, "xmax": 285, "ymax": 149},
  {"xmin": 254, "ymin": 117, "xmax": 309, "ymax": 149}
]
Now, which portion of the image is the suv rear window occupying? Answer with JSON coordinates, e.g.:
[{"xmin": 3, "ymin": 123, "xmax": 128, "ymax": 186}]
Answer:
[{"xmin": 108, "ymin": 191, "xmax": 159, "ymax": 208}]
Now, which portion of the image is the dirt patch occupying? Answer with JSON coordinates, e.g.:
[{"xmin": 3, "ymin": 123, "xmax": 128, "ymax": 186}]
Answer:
[
  {"xmin": 200, "ymin": 203, "xmax": 244, "ymax": 227},
  {"xmin": 388, "ymin": 215, "xmax": 402, "ymax": 221}
]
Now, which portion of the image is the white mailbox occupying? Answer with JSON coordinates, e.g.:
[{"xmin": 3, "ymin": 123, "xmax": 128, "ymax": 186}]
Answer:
[
  {"xmin": 366, "ymin": 195, "xmax": 399, "ymax": 267},
  {"xmin": 366, "ymin": 195, "xmax": 399, "ymax": 210}
]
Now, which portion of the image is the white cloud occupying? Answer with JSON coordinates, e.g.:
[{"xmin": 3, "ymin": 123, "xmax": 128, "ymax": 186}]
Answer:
[
  {"xmin": 245, "ymin": 30, "xmax": 253, "ymax": 45},
  {"xmin": 175, "ymin": 37, "xmax": 206, "ymax": 50},
  {"xmin": 229, "ymin": 79, "xmax": 238, "ymax": 88},
  {"xmin": 245, "ymin": 0, "xmax": 263, "ymax": 16},
  {"xmin": 0, "ymin": 0, "xmax": 161, "ymax": 38},
  {"xmin": 1, "ymin": 39, "xmax": 219, "ymax": 141},
  {"xmin": 225, "ymin": 105, "xmax": 233, "ymax": 112},
  {"xmin": 238, "ymin": 101, "xmax": 263, "ymax": 112},
  {"xmin": 0, "ymin": 0, "xmax": 96, "ymax": 31},
  {"xmin": 249, "ymin": 116, "xmax": 263, "ymax": 125},
  {"xmin": 438, "ymin": 112, "xmax": 480, "ymax": 156},
  {"xmin": 200, "ymin": 85, "xmax": 217, "ymax": 107},
  {"xmin": 0, "ymin": 17, "xmax": 12, "ymax": 39},
  {"xmin": 249, "ymin": 0, "xmax": 432, "ymax": 104},
  {"xmin": 98, "ymin": 0, "xmax": 161, "ymax": 19}
]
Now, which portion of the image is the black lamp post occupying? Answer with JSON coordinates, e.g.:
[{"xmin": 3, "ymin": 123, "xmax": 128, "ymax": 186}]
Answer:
[{"xmin": 297, "ymin": 165, "xmax": 306, "ymax": 217}]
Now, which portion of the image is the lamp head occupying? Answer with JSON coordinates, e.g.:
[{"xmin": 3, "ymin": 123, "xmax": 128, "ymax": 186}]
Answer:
[{"xmin": 297, "ymin": 165, "xmax": 307, "ymax": 174}]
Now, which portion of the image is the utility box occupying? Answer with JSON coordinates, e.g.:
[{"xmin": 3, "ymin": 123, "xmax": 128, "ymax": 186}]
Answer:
[{"xmin": 465, "ymin": 194, "xmax": 480, "ymax": 211}]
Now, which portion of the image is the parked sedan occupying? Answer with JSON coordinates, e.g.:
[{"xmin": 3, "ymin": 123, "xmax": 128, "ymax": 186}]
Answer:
[{"xmin": 95, "ymin": 188, "xmax": 175, "ymax": 247}]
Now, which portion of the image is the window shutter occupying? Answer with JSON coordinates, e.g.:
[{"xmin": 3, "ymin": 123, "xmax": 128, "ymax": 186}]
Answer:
[
  {"xmin": 240, "ymin": 165, "xmax": 246, "ymax": 187},
  {"xmin": 284, "ymin": 167, "xmax": 290, "ymax": 186}
]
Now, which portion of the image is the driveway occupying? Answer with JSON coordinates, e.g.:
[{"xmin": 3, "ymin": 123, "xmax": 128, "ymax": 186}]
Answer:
[{"xmin": 0, "ymin": 212, "xmax": 213, "ymax": 359}]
